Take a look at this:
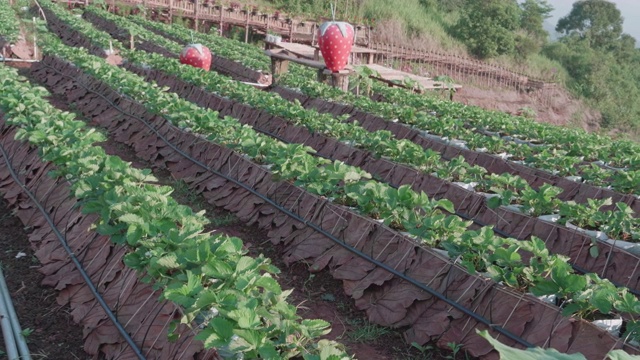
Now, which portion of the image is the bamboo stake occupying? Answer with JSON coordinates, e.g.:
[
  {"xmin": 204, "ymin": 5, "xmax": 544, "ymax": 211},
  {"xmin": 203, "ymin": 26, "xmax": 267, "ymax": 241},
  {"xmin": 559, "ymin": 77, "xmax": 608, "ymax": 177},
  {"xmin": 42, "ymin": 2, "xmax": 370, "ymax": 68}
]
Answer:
[{"xmin": 32, "ymin": 17, "xmax": 37, "ymax": 59}]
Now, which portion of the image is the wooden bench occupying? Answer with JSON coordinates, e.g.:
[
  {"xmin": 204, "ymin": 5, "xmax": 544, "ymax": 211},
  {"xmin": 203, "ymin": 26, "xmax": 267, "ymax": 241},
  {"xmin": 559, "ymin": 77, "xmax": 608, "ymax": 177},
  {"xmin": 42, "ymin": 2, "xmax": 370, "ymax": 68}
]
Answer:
[{"xmin": 265, "ymin": 48, "xmax": 352, "ymax": 91}]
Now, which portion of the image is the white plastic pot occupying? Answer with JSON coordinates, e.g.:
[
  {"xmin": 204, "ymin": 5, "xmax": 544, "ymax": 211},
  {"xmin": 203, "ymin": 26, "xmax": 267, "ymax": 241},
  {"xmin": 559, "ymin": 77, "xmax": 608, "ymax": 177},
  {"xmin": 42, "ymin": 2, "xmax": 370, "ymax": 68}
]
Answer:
[
  {"xmin": 604, "ymin": 238, "xmax": 640, "ymax": 256},
  {"xmin": 478, "ymin": 192, "xmax": 500, "ymax": 199},
  {"xmin": 503, "ymin": 204, "xmax": 524, "ymax": 213},
  {"xmin": 592, "ymin": 318, "xmax": 623, "ymax": 337},
  {"xmin": 453, "ymin": 182, "xmax": 478, "ymax": 191},
  {"xmin": 431, "ymin": 248, "xmax": 450, "ymax": 259},
  {"xmin": 421, "ymin": 133, "xmax": 445, "ymax": 142},
  {"xmin": 526, "ymin": 293, "xmax": 556, "ymax": 306},
  {"xmin": 565, "ymin": 176, "xmax": 583, "ymax": 183},
  {"xmin": 566, "ymin": 222, "xmax": 608, "ymax": 241},
  {"xmin": 538, "ymin": 214, "xmax": 560, "ymax": 223},
  {"xmin": 449, "ymin": 139, "xmax": 468, "ymax": 149}
]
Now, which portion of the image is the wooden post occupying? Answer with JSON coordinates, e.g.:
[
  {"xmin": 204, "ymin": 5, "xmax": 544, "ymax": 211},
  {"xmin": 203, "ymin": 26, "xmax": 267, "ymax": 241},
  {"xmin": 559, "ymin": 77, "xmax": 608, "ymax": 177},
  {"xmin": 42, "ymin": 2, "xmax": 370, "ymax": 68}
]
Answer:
[
  {"xmin": 321, "ymin": 69, "xmax": 351, "ymax": 91},
  {"xmin": 194, "ymin": 0, "xmax": 199, "ymax": 31},
  {"xmin": 32, "ymin": 17, "xmax": 37, "ymax": 59},
  {"xmin": 311, "ymin": 23, "xmax": 316, "ymax": 46},
  {"xmin": 245, "ymin": 11, "xmax": 249, "ymax": 42},
  {"xmin": 317, "ymin": 68, "xmax": 327, "ymax": 83},
  {"xmin": 288, "ymin": 21, "xmax": 294, "ymax": 42},
  {"xmin": 271, "ymin": 57, "xmax": 289, "ymax": 82},
  {"xmin": 265, "ymin": 16, "xmax": 269, "ymax": 38},
  {"xmin": 354, "ymin": 26, "xmax": 358, "ymax": 46},
  {"xmin": 219, "ymin": 6, "xmax": 223, "ymax": 36}
]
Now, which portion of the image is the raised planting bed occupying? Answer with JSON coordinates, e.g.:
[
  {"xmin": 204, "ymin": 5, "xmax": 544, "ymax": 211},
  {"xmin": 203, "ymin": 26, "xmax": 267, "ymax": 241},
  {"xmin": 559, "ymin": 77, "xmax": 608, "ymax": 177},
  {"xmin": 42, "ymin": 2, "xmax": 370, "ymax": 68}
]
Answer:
[
  {"xmin": 0, "ymin": 120, "xmax": 216, "ymax": 359},
  {"xmin": 269, "ymin": 85, "xmax": 640, "ymax": 215},
  {"xmin": 2, "ymin": 60, "xmax": 353, "ymax": 359},
  {"xmin": 28, "ymin": 54, "xmax": 640, "ymax": 359},
  {"xmin": 123, "ymin": 63, "xmax": 640, "ymax": 294},
  {"xmin": 82, "ymin": 10, "xmax": 176, "ymax": 59}
]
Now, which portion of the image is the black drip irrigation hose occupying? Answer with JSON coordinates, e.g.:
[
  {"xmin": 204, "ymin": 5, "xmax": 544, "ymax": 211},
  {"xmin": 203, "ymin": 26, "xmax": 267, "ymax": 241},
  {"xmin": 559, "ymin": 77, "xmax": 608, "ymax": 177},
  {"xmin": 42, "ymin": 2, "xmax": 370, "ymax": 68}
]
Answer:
[
  {"xmin": 452, "ymin": 207, "xmax": 640, "ymax": 296},
  {"xmin": 0, "ymin": 141, "xmax": 147, "ymax": 360},
  {"xmin": 258, "ymin": 90, "xmax": 640, "ymax": 294},
  {"xmin": 37, "ymin": 61, "xmax": 536, "ymax": 349},
  {"xmin": 42, "ymin": 58, "xmax": 640, "ymax": 302},
  {"xmin": 142, "ymin": 69, "xmax": 640, "ymax": 297}
]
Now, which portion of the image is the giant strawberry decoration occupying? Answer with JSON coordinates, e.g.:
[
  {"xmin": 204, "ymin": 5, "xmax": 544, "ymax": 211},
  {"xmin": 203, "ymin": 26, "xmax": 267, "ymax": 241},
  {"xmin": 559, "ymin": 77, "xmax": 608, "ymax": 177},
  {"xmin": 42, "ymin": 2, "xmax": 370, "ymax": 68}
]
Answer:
[
  {"xmin": 179, "ymin": 44, "xmax": 212, "ymax": 71},
  {"xmin": 318, "ymin": 21, "xmax": 354, "ymax": 72}
]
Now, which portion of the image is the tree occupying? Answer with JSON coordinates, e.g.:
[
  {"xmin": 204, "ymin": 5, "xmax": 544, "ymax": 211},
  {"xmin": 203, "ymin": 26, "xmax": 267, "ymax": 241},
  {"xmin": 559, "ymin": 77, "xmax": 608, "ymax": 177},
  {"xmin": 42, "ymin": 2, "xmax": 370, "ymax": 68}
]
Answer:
[
  {"xmin": 611, "ymin": 33, "xmax": 637, "ymax": 62},
  {"xmin": 514, "ymin": 0, "xmax": 553, "ymax": 59},
  {"xmin": 453, "ymin": 0, "xmax": 521, "ymax": 58},
  {"xmin": 556, "ymin": 0, "xmax": 623, "ymax": 50},
  {"xmin": 520, "ymin": 0, "xmax": 553, "ymax": 42}
]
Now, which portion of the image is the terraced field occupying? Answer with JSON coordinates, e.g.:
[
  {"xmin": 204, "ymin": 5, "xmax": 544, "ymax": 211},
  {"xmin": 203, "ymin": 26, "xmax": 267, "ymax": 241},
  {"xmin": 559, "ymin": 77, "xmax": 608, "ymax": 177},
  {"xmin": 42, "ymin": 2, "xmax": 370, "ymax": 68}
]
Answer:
[{"xmin": 3, "ymin": 2, "xmax": 640, "ymax": 359}]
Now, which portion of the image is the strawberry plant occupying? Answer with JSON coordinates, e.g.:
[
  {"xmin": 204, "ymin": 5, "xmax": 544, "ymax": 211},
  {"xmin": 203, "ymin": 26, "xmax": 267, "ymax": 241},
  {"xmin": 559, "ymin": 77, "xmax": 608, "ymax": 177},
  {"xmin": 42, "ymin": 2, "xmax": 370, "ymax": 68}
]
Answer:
[
  {"xmin": 478, "ymin": 329, "xmax": 638, "ymax": 359},
  {"xmin": 0, "ymin": 63, "xmax": 352, "ymax": 360},
  {"xmin": 520, "ymin": 184, "xmax": 562, "ymax": 217},
  {"xmin": 117, "ymin": 7, "xmax": 640, "ymax": 233},
  {"xmin": 40, "ymin": 9, "xmax": 640, "ymax": 348},
  {"xmin": 127, "ymin": 7, "xmax": 640, "ymax": 196},
  {"xmin": 598, "ymin": 203, "xmax": 640, "ymax": 241},
  {"xmin": 0, "ymin": 1, "xmax": 20, "ymax": 44},
  {"xmin": 612, "ymin": 170, "xmax": 640, "ymax": 194}
]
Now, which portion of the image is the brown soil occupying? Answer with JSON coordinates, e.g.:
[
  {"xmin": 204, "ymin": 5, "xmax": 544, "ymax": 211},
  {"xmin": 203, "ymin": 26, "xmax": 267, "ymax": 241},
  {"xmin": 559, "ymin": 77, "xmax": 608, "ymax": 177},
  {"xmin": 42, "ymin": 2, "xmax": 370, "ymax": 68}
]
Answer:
[
  {"xmin": 0, "ymin": 197, "xmax": 90, "ymax": 359},
  {"xmin": 30, "ymin": 72, "xmax": 463, "ymax": 358},
  {"xmin": 5, "ymin": 55, "xmax": 472, "ymax": 359},
  {"xmin": 0, "ymin": 62, "xmax": 89, "ymax": 359},
  {"xmin": 454, "ymin": 84, "xmax": 602, "ymax": 132},
  {"xmin": 96, "ymin": 131, "xmax": 462, "ymax": 360}
]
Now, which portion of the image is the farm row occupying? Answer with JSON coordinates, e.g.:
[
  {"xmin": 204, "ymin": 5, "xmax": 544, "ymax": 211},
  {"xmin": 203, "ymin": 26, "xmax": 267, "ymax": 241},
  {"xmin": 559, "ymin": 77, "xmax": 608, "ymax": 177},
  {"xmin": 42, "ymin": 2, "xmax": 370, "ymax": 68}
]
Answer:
[
  {"xmin": 3, "ymin": 1, "xmax": 640, "ymax": 358},
  {"xmin": 132, "ymin": 13, "xmax": 640, "ymax": 192},
  {"xmin": 84, "ymin": 6, "xmax": 640, "ymax": 245},
  {"xmin": 28, "ymin": 1, "xmax": 640, "ymax": 358}
]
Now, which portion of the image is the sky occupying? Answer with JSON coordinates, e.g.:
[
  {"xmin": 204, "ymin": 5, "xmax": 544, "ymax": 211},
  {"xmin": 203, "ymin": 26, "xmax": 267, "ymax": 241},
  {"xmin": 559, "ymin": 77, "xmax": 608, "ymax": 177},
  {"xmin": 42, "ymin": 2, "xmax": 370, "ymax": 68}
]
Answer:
[{"xmin": 544, "ymin": 0, "xmax": 640, "ymax": 42}]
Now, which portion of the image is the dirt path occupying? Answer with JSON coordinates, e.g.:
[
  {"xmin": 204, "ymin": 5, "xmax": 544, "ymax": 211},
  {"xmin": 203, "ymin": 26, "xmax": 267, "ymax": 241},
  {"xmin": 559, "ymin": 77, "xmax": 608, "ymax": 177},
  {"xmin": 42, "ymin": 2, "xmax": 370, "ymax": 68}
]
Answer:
[{"xmin": 0, "ymin": 197, "xmax": 90, "ymax": 359}]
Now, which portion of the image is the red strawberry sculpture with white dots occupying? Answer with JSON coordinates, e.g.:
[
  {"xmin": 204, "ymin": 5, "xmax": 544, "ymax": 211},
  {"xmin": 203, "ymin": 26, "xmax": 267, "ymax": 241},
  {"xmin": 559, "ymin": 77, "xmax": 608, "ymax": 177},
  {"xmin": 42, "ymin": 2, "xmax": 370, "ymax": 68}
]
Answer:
[
  {"xmin": 318, "ymin": 21, "xmax": 354, "ymax": 72},
  {"xmin": 179, "ymin": 44, "xmax": 212, "ymax": 71}
]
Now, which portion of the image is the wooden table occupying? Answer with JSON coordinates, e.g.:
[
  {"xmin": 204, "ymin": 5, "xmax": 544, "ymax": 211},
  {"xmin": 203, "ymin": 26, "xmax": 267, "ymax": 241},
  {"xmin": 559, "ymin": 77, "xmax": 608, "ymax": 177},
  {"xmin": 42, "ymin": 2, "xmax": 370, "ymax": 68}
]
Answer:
[{"xmin": 265, "ymin": 48, "xmax": 352, "ymax": 91}]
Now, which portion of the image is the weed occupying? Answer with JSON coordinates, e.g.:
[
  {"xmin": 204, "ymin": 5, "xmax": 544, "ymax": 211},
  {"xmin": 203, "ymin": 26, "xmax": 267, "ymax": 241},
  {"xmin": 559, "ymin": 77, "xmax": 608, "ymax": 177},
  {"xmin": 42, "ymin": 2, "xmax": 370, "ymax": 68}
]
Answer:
[
  {"xmin": 171, "ymin": 179, "xmax": 201, "ymax": 205},
  {"xmin": 346, "ymin": 319, "xmax": 391, "ymax": 343},
  {"xmin": 209, "ymin": 213, "xmax": 237, "ymax": 227},
  {"xmin": 446, "ymin": 342, "xmax": 469, "ymax": 359},
  {"xmin": 302, "ymin": 273, "xmax": 316, "ymax": 296},
  {"xmin": 21, "ymin": 328, "xmax": 33, "ymax": 337}
]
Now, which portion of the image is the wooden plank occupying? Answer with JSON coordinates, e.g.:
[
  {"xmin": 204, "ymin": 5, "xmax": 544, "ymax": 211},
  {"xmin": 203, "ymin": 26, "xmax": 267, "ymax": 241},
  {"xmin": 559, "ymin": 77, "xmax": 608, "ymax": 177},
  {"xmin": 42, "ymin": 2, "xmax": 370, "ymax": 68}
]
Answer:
[
  {"xmin": 265, "ymin": 49, "xmax": 326, "ymax": 69},
  {"xmin": 360, "ymin": 64, "xmax": 461, "ymax": 90},
  {"xmin": 265, "ymin": 42, "xmax": 317, "ymax": 60}
]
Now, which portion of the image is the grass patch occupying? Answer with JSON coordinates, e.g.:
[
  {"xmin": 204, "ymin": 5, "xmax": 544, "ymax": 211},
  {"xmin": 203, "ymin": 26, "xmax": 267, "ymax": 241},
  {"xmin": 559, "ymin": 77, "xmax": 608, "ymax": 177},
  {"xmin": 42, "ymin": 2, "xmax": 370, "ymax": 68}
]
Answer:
[
  {"xmin": 346, "ymin": 319, "xmax": 391, "ymax": 343},
  {"xmin": 209, "ymin": 213, "xmax": 238, "ymax": 227}
]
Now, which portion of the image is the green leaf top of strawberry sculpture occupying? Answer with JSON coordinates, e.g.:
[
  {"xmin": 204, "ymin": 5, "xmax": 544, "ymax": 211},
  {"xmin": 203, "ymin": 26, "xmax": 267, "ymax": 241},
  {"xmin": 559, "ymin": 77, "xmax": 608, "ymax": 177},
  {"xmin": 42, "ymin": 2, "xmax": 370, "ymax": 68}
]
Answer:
[
  {"xmin": 179, "ymin": 44, "xmax": 213, "ymax": 71},
  {"xmin": 318, "ymin": 21, "xmax": 354, "ymax": 72}
]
